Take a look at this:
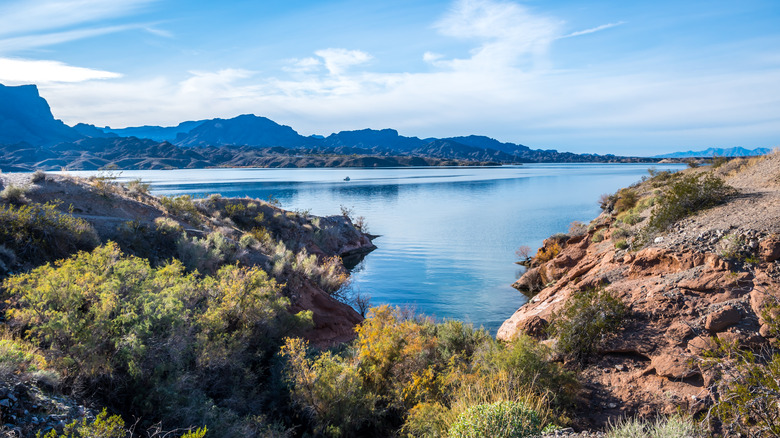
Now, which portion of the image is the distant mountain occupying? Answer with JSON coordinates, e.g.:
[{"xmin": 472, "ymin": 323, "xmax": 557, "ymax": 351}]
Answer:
[
  {"xmin": 0, "ymin": 82, "xmax": 663, "ymax": 168},
  {"xmin": 324, "ymin": 128, "xmax": 425, "ymax": 152},
  {"xmin": 0, "ymin": 84, "xmax": 84, "ymax": 146},
  {"xmin": 654, "ymin": 147, "xmax": 771, "ymax": 158},
  {"xmin": 103, "ymin": 120, "xmax": 207, "ymax": 142},
  {"xmin": 442, "ymin": 135, "xmax": 531, "ymax": 155},
  {"xmin": 174, "ymin": 114, "xmax": 318, "ymax": 148},
  {"xmin": 72, "ymin": 123, "xmax": 118, "ymax": 138}
]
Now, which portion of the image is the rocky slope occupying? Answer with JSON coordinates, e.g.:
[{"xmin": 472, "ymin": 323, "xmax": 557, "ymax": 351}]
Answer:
[{"xmin": 498, "ymin": 152, "xmax": 780, "ymax": 428}]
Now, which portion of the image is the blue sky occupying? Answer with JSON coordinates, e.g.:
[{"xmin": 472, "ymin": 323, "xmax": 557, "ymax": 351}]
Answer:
[{"xmin": 0, "ymin": 0, "xmax": 778, "ymax": 155}]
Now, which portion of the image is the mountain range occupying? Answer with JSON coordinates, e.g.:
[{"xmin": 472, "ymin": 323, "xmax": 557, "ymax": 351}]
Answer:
[
  {"xmin": 653, "ymin": 147, "xmax": 772, "ymax": 158},
  {"xmin": 2, "ymin": 82, "xmax": 762, "ymax": 171}
]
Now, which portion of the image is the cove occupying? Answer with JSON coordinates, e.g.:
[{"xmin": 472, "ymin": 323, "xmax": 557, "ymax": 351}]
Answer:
[{"xmin": 75, "ymin": 163, "xmax": 684, "ymax": 333}]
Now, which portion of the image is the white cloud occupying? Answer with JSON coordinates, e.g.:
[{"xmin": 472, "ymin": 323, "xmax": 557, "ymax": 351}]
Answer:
[
  {"xmin": 0, "ymin": 0, "xmax": 156, "ymax": 37},
  {"xmin": 0, "ymin": 57, "xmax": 121, "ymax": 83},
  {"xmin": 283, "ymin": 57, "xmax": 321, "ymax": 73},
  {"xmin": 314, "ymin": 48, "xmax": 372, "ymax": 75},
  {"xmin": 560, "ymin": 21, "xmax": 626, "ymax": 39},
  {"xmin": 433, "ymin": 0, "xmax": 562, "ymax": 70}
]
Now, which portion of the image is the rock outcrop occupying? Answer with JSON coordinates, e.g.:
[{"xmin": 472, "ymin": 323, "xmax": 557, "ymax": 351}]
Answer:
[{"xmin": 499, "ymin": 152, "xmax": 780, "ymax": 427}]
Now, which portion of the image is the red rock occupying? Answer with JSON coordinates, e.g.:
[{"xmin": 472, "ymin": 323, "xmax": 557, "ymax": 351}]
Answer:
[
  {"xmin": 759, "ymin": 236, "xmax": 780, "ymax": 262},
  {"xmin": 687, "ymin": 335, "xmax": 717, "ymax": 354},
  {"xmin": 705, "ymin": 305, "xmax": 741, "ymax": 332},
  {"xmin": 651, "ymin": 352, "xmax": 697, "ymax": 379}
]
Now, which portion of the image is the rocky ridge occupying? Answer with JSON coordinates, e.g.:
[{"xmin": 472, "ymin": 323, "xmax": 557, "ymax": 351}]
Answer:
[{"xmin": 498, "ymin": 152, "xmax": 780, "ymax": 428}]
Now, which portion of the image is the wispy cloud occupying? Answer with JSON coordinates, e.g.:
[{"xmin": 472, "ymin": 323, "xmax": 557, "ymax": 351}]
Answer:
[
  {"xmin": 0, "ymin": 0, "xmax": 156, "ymax": 37},
  {"xmin": 560, "ymin": 21, "xmax": 626, "ymax": 39},
  {"xmin": 0, "ymin": 57, "xmax": 121, "ymax": 83},
  {"xmin": 0, "ymin": 25, "xmax": 137, "ymax": 52},
  {"xmin": 144, "ymin": 26, "xmax": 173, "ymax": 38},
  {"xmin": 313, "ymin": 49, "xmax": 372, "ymax": 76}
]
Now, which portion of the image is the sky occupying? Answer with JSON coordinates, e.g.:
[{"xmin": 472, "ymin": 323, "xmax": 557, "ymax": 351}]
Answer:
[{"xmin": 0, "ymin": 0, "xmax": 779, "ymax": 156}]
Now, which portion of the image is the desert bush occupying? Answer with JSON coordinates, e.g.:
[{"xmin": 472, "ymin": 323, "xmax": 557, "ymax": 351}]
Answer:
[
  {"xmin": 611, "ymin": 227, "xmax": 631, "ymax": 241},
  {"xmin": 0, "ymin": 184, "xmax": 29, "ymax": 204},
  {"xmin": 0, "ymin": 202, "xmax": 99, "ymax": 268},
  {"xmin": 647, "ymin": 172, "xmax": 736, "ymax": 231},
  {"xmin": 4, "ymin": 242, "xmax": 310, "ymax": 435},
  {"xmin": 126, "ymin": 178, "xmax": 150, "ymax": 196},
  {"xmin": 686, "ymin": 159, "xmax": 700, "ymax": 168},
  {"xmin": 616, "ymin": 210, "xmax": 642, "ymax": 226},
  {"xmin": 568, "ymin": 221, "xmax": 587, "ymax": 236},
  {"xmin": 160, "ymin": 195, "xmax": 201, "ymax": 224},
  {"xmin": 154, "ymin": 216, "xmax": 183, "ymax": 234},
  {"xmin": 599, "ymin": 193, "xmax": 616, "ymax": 211},
  {"xmin": 31, "ymin": 170, "xmax": 46, "ymax": 183},
  {"xmin": 614, "ymin": 239, "xmax": 628, "ymax": 250},
  {"xmin": 448, "ymin": 400, "xmax": 542, "ymax": 438},
  {"xmin": 281, "ymin": 337, "xmax": 379, "ymax": 437},
  {"xmin": 711, "ymin": 155, "xmax": 728, "ymax": 169},
  {"xmin": 606, "ymin": 415, "xmax": 702, "ymax": 438},
  {"xmin": 548, "ymin": 288, "xmax": 628, "ymax": 365},
  {"xmin": 614, "ymin": 189, "xmax": 638, "ymax": 213},
  {"xmin": 239, "ymin": 233, "xmax": 259, "ymax": 248},
  {"xmin": 535, "ymin": 242, "xmax": 561, "ymax": 264},
  {"xmin": 0, "ymin": 334, "xmax": 54, "ymax": 384},
  {"xmin": 591, "ymin": 231, "xmax": 604, "ymax": 243},
  {"xmin": 39, "ymin": 408, "xmax": 208, "ymax": 438},
  {"xmin": 176, "ymin": 231, "xmax": 237, "ymax": 274},
  {"xmin": 282, "ymin": 306, "xmax": 571, "ymax": 437}
]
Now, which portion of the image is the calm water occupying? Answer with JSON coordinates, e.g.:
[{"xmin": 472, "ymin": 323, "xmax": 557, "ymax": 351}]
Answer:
[{"xmin": 72, "ymin": 164, "xmax": 683, "ymax": 332}]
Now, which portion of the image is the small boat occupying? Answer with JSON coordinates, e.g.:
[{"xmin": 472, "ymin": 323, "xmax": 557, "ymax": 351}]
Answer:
[{"xmin": 343, "ymin": 176, "xmax": 351, "ymax": 181}]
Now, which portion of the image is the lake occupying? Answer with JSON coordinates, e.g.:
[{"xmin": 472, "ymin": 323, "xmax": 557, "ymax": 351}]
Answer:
[{"xmin": 74, "ymin": 164, "xmax": 684, "ymax": 333}]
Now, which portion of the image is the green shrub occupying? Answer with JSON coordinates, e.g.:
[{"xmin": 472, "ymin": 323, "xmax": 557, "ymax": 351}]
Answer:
[
  {"xmin": 39, "ymin": 408, "xmax": 207, "ymax": 438},
  {"xmin": 0, "ymin": 184, "xmax": 29, "ymax": 204},
  {"xmin": 614, "ymin": 189, "xmax": 638, "ymax": 213},
  {"xmin": 591, "ymin": 231, "xmax": 604, "ymax": 243},
  {"xmin": 4, "ymin": 242, "xmax": 311, "ymax": 434},
  {"xmin": 648, "ymin": 172, "xmax": 736, "ymax": 231},
  {"xmin": 282, "ymin": 306, "xmax": 570, "ymax": 437},
  {"xmin": 0, "ymin": 202, "xmax": 99, "ymax": 268},
  {"xmin": 160, "ymin": 195, "xmax": 201, "ymax": 224},
  {"xmin": 548, "ymin": 288, "xmax": 628, "ymax": 365},
  {"xmin": 448, "ymin": 401, "xmax": 542, "ymax": 438},
  {"xmin": 616, "ymin": 210, "xmax": 642, "ymax": 225},
  {"xmin": 606, "ymin": 415, "xmax": 702, "ymax": 438},
  {"xmin": 611, "ymin": 227, "xmax": 631, "ymax": 241},
  {"xmin": 476, "ymin": 334, "xmax": 577, "ymax": 409},
  {"xmin": 614, "ymin": 239, "xmax": 628, "ymax": 250}
]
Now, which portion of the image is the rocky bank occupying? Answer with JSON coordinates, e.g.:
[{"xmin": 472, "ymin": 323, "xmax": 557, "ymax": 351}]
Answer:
[{"xmin": 499, "ymin": 153, "xmax": 780, "ymax": 428}]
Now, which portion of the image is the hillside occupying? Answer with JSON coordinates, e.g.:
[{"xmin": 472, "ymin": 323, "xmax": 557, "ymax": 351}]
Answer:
[{"xmin": 499, "ymin": 152, "xmax": 780, "ymax": 432}]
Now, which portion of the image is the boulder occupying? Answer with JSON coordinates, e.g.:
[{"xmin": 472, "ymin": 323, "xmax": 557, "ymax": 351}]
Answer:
[
  {"xmin": 705, "ymin": 305, "xmax": 741, "ymax": 332},
  {"xmin": 759, "ymin": 236, "xmax": 780, "ymax": 262}
]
